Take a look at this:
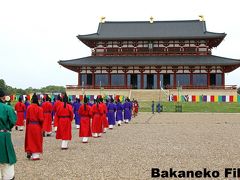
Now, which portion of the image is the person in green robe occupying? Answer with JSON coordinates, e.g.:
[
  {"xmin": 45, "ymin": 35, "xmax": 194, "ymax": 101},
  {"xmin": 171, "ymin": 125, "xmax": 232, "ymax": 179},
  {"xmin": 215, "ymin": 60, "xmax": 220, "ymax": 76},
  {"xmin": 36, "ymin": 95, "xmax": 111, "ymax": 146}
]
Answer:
[{"xmin": 0, "ymin": 89, "xmax": 17, "ymax": 180}]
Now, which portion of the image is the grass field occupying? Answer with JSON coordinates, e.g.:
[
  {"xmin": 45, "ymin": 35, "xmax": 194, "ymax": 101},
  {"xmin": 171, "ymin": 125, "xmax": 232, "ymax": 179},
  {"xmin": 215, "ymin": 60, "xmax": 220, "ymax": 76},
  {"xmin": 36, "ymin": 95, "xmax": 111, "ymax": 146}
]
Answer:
[{"xmin": 139, "ymin": 101, "xmax": 240, "ymax": 113}]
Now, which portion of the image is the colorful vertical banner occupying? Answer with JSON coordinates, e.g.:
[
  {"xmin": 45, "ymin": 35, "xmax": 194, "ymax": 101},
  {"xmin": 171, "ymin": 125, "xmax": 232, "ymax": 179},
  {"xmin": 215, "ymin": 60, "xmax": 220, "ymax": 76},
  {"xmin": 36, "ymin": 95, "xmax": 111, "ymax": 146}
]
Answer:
[
  {"xmin": 226, "ymin": 96, "xmax": 230, "ymax": 102},
  {"xmin": 238, "ymin": 95, "xmax": 240, "ymax": 103},
  {"xmin": 195, "ymin": 95, "xmax": 200, "ymax": 102},
  {"xmin": 233, "ymin": 96, "xmax": 237, "ymax": 102},
  {"xmin": 218, "ymin": 96, "xmax": 222, "ymax": 102},
  {"xmin": 202, "ymin": 95, "xmax": 207, "ymax": 102},
  {"xmin": 173, "ymin": 95, "xmax": 177, "ymax": 102},
  {"xmin": 210, "ymin": 96, "xmax": 214, "ymax": 102},
  {"xmin": 192, "ymin": 95, "xmax": 196, "ymax": 102}
]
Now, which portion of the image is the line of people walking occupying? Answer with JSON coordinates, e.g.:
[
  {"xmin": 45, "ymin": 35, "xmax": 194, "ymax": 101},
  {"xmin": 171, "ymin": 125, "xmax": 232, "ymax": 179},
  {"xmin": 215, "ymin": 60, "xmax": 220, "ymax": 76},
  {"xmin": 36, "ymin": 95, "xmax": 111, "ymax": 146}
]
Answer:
[
  {"xmin": 1, "ymin": 89, "xmax": 139, "ymax": 179},
  {"xmin": 14, "ymin": 92, "xmax": 138, "ymax": 160}
]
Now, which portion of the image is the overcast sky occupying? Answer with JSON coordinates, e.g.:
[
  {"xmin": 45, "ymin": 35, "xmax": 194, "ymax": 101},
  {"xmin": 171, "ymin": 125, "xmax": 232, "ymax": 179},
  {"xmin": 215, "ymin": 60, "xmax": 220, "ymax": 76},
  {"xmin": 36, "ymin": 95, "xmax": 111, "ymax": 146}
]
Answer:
[{"xmin": 0, "ymin": 0, "xmax": 239, "ymax": 89}]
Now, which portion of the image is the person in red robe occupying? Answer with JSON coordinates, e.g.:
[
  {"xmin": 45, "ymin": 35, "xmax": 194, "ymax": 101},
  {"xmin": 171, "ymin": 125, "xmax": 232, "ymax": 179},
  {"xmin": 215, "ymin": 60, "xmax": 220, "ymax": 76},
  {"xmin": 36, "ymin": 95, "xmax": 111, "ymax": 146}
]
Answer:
[
  {"xmin": 91, "ymin": 98, "xmax": 104, "ymax": 138},
  {"xmin": 25, "ymin": 93, "xmax": 44, "ymax": 160},
  {"xmin": 133, "ymin": 100, "xmax": 139, "ymax": 117},
  {"xmin": 55, "ymin": 93, "xmax": 73, "ymax": 149},
  {"xmin": 41, "ymin": 95, "xmax": 53, "ymax": 136},
  {"xmin": 53, "ymin": 95, "xmax": 62, "ymax": 132},
  {"xmin": 78, "ymin": 96, "xmax": 92, "ymax": 143},
  {"xmin": 15, "ymin": 97, "xmax": 26, "ymax": 131},
  {"xmin": 99, "ymin": 97, "xmax": 108, "ymax": 133}
]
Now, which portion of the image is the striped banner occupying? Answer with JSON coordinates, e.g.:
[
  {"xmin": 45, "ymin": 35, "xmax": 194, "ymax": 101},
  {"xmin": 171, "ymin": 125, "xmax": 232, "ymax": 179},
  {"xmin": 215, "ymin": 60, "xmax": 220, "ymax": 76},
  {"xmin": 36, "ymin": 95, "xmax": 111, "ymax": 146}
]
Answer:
[
  {"xmin": 226, "ymin": 96, "xmax": 230, "ymax": 102},
  {"xmin": 196, "ymin": 96, "xmax": 200, "ymax": 102},
  {"xmin": 218, "ymin": 96, "xmax": 222, "ymax": 102},
  {"xmin": 233, "ymin": 96, "xmax": 237, "ymax": 102},
  {"xmin": 203, "ymin": 95, "xmax": 207, "ymax": 102}
]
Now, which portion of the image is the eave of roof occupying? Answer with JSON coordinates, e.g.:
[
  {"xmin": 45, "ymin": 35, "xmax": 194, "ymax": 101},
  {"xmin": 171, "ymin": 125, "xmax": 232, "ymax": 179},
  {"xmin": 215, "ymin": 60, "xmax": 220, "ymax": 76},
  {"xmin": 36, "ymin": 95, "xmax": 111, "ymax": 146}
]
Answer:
[{"xmin": 59, "ymin": 55, "xmax": 240, "ymax": 67}]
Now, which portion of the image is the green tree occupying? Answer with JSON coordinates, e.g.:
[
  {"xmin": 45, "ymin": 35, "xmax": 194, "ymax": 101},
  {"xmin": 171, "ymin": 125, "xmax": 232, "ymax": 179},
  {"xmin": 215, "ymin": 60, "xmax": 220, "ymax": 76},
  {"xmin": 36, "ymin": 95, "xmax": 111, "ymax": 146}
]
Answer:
[
  {"xmin": 40, "ymin": 85, "xmax": 65, "ymax": 93},
  {"xmin": 238, "ymin": 87, "xmax": 240, "ymax": 95},
  {"xmin": 0, "ymin": 79, "xmax": 7, "ymax": 92},
  {"xmin": 5, "ymin": 85, "xmax": 16, "ymax": 95},
  {"xmin": 0, "ymin": 80, "xmax": 65, "ymax": 95}
]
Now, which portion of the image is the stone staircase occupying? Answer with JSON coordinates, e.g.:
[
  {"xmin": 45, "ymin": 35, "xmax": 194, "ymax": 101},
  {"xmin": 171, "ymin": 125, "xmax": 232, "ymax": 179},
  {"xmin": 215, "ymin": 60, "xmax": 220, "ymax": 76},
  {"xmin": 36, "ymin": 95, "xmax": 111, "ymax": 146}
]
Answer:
[{"xmin": 130, "ymin": 89, "xmax": 170, "ymax": 101}]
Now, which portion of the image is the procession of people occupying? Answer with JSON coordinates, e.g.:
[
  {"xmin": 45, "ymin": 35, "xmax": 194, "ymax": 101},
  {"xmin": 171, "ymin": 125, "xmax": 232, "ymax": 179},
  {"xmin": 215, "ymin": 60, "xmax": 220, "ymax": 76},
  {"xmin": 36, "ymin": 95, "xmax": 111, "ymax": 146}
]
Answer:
[{"xmin": 0, "ymin": 86, "xmax": 142, "ymax": 178}]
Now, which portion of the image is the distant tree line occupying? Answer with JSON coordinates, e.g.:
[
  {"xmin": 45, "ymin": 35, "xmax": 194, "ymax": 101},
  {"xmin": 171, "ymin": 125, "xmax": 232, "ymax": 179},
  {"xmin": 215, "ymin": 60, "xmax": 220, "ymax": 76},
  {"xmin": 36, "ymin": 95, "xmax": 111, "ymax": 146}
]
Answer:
[
  {"xmin": 0, "ymin": 79, "xmax": 65, "ymax": 95},
  {"xmin": 238, "ymin": 87, "xmax": 240, "ymax": 95}
]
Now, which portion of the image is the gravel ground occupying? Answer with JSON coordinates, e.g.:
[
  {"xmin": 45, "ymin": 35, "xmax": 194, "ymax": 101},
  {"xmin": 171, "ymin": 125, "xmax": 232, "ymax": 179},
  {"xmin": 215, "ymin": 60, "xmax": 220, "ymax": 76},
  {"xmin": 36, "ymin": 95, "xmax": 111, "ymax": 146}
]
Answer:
[{"xmin": 12, "ymin": 113, "xmax": 240, "ymax": 180}]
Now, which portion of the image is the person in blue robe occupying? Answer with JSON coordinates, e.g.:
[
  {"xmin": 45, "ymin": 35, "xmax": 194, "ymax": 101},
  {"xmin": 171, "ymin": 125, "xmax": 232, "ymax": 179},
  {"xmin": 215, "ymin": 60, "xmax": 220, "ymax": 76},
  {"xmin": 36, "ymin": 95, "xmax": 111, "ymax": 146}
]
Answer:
[
  {"xmin": 115, "ymin": 99, "xmax": 123, "ymax": 126},
  {"xmin": 123, "ymin": 98, "xmax": 131, "ymax": 123},
  {"xmin": 152, "ymin": 101, "xmax": 154, "ymax": 114},
  {"xmin": 107, "ymin": 98, "xmax": 116, "ymax": 129},
  {"xmin": 24, "ymin": 97, "xmax": 30, "ymax": 119},
  {"xmin": 73, "ymin": 98, "xmax": 81, "ymax": 129},
  {"xmin": 156, "ymin": 101, "xmax": 161, "ymax": 113},
  {"xmin": 51, "ymin": 98, "xmax": 55, "ymax": 120}
]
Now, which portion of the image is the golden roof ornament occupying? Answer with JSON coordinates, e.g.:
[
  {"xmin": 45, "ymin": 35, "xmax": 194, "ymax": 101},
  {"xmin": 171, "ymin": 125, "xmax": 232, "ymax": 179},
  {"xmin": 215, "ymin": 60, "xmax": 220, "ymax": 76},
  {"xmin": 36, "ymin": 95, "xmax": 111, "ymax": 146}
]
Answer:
[
  {"xmin": 199, "ymin": 15, "xmax": 205, "ymax": 21},
  {"xmin": 150, "ymin": 16, "xmax": 154, "ymax": 23},
  {"xmin": 100, "ymin": 16, "xmax": 106, "ymax": 23}
]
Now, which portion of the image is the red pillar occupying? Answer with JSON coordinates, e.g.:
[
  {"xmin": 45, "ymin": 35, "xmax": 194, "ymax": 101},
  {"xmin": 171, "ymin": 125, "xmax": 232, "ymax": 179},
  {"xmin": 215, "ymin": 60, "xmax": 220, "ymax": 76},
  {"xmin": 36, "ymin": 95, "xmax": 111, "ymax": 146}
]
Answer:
[
  {"xmin": 141, "ymin": 72, "xmax": 144, "ymax": 89},
  {"xmin": 78, "ymin": 72, "xmax": 81, "ymax": 87},
  {"xmin": 190, "ymin": 72, "xmax": 193, "ymax": 87},
  {"xmin": 92, "ymin": 72, "xmax": 95, "ymax": 88},
  {"xmin": 173, "ymin": 72, "xmax": 177, "ymax": 88},
  {"xmin": 108, "ymin": 72, "xmax": 111, "ymax": 88},
  {"xmin": 125, "ymin": 72, "xmax": 127, "ymax": 88},
  {"xmin": 157, "ymin": 72, "xmax": 160, "ymax": 89},
  {"xmin": 222, "ymin": 73, "xmax": 225, "ymax": 87},
  {"xmin": 207, "ymin": 72, "xmax": 210, "ymax": 88}
]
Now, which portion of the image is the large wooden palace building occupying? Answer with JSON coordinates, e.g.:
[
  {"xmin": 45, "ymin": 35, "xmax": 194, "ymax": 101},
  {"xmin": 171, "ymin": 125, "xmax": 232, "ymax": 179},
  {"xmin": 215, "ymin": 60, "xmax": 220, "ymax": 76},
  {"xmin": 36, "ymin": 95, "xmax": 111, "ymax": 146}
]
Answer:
[{"xmin": 59, "ymin": 19, "xmax": 240, "ymax": 90}]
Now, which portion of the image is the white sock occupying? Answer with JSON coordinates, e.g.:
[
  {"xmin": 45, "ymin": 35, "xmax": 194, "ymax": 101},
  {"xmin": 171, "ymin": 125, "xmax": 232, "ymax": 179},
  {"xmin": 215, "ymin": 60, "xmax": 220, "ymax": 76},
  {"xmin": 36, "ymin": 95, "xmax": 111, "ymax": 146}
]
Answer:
[
  {"xmin": 61, "ymin": 140, "xmax": 68, "ymax": 148},
  {"xmin": 1, "ymin": 164, "xmax": 15, "ymax": 180}
]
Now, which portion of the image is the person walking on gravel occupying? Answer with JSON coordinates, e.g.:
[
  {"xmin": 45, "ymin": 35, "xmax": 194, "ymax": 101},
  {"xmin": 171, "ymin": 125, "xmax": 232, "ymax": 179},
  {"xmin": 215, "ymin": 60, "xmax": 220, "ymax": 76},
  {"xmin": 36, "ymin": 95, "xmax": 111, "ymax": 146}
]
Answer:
[
  {"xmin": 55, "ymin": 93, "xmax": 73, "ymax": 149},
  {"xmin": 25, "ymin": 93, "xmax": 44, "ymax": 160},
  {"xmin": 78, "ymin": 96, "xmax": 92, "ymax": 143},
  {"xmin": 0, "ymin": 89, "xmax": 17, "ymax": 180},
  {"xmin": 15, "ymin": 97, "xmax": 26, "ymax": 131}
]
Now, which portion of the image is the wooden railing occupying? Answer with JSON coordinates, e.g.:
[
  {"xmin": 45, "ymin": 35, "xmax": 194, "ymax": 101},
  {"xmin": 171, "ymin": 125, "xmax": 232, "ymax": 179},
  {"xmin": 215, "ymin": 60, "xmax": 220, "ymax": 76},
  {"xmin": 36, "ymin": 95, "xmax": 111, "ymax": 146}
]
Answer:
[
  {"xmin": 165, "ymin": 85, "xmax": 237, "ymax": 90},
  {"xmin": 66, "ymin": 85, "xmax": 237, "ymax": 90},
  {"xmin": 66, "ymin": 85, "xmax": 132, "ymax": 89},
  {"xmin": 92, "ymin": 51, "xmax": 210, "ymax": 56}
]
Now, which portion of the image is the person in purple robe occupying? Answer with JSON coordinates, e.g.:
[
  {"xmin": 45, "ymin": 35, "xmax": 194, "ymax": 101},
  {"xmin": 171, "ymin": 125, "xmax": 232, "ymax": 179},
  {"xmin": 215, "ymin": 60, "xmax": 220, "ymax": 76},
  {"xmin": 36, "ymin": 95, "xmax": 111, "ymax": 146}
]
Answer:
[
  {"xmin": 107, "ymin": 98, "xmax": 116, "ymax": 129},
  {"xmin": 24, "ymin": 97, "xmax": 30, "ymax": 119},
  {"xmin": 115, "ymin": 98, "xmax": 123, "ymax": 126},
  {"xmin": 105, "ymin": 99, "xmax": 109, "ymax": 119},
  {"xmin": 51, "ymin": 98, "xmax": 55, "ymax": 121},
  {"xmin": 87, "ymin": 98, "xmax": 93, "ymax": 107},
  {"xmin": 123, "ymin": 98, "xmax": 131, "ymax": 123},
  {"xmin": 73, "ymin": 98, "xmax": 81, "ymax": 129}
]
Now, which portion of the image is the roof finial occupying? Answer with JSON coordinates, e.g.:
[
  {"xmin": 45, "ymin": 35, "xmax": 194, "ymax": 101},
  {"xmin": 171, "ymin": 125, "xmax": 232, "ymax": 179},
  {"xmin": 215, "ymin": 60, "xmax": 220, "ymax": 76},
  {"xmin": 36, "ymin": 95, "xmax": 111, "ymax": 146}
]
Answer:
[
  {"xmin": 199, "ymin": 15, "xmax": 205, "ymax": 21},
  {"xmin": 100, "ymin": 16, "xmax": 106, "ymax": 23},
  {"xmin": 150, "ymin": 16, "xmax": 154, "ymax": 23}
]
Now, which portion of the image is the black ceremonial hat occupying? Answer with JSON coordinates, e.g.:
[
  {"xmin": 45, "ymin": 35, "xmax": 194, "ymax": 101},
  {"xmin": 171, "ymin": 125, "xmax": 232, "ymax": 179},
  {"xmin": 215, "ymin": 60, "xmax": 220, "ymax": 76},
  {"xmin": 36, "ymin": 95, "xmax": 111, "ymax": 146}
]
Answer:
[{"xmin": 32, "ymin": 93, "xmax": 38, "ymax": 104}]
